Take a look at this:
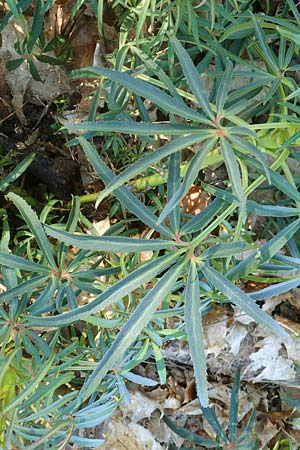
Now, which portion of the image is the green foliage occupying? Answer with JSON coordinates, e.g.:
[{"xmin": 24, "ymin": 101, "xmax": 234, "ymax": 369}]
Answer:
[
  {"xmin": 2, "ymin": 0, "xmax": 300, "ymax": 448},
  {"xmin": 164, "ymin": 370, "xmax": 258, "ymax": 449}
]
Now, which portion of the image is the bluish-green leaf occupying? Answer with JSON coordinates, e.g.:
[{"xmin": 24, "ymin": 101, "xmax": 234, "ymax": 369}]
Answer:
[
  {"xmin": 202, "ymin": 241, "xmax": 252, "ymax": 259},
  {"xmin": 77, "ymin": 137, "xmax": 173, "ymax": 237},
  {"xmin": 7, "ymin": 192, "xmax": 57, "ymax": 268},
  {"xmin": 0, "ymin": 153, "xmax": 35, "ymax": 192},
  {"xmin": 71, "ymin": 66, "xmax": 207, "ymax": 123},
  {"xmin": 76, "ymin": 258, "xmax": 186, "ymax": 402},
  {"xmin": 220, "ymin": 138, "xmax": 246, "ymax": 220},
  {"xmin": 227, "ymin": 218, "xmax": 300, "ymax": 281},
  {"xmin": 200, "ymin": 263, "xmax": 288, "ymax": 337},
  {"xmin": 26, "ymin": 251, "xmax": 180, "ymax": 327},
  {"xmin": 93, "ymin": 134, "xmax": 207, "ymax": 205},
  {"xmin": 0, "ymin": 252, "xmax": 50, "ymax": 273},
  {"xmin": 170, "ymin": 35, "xmax": 214, "ymax": 120},
  {"xmin": 185, "ymin": 262, "xmax": 209, "ymax": 407},
  {"xmin": 45, "ymin": 225, "xmax": 175, "ymax": 252},
  {"xmin": 158, "ymin": 138, "xmax": 217, "ymax": 224},
  {"xmin": 66, "ymin": 120, "xmax": 205, "ymax": 136}
]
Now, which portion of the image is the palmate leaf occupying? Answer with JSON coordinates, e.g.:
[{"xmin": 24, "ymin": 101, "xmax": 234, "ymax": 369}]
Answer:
[
  {"xmin": 75, "ymin": 257, "xmax": 187, "ymax": 404},
  {"xmin": 70, "ymin": 66, "xmax": 208, "ymax": 123},
  {"xmin": 185, "ymin": 262, "xmax": 209, "ymax": 407},
  {"xmin": 26, "ymin": 251, "xmax": 181, "ymax": 327},
  {"xmin": 200, "ymin": 262, "xmax": 288, "ymax": 337},
  {"xmin": 7, "ymin": 193, "xmax": 57, "ymax": 269},
  {"xmin": 45, "ymin": 225, "xmax": 175, "ymax": 252}
]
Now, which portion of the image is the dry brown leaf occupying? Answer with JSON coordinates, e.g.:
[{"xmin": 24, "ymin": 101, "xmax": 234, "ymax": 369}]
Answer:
[{"xmin": 180, "ymin": 185, "xmax": 210, "ymax": 215}]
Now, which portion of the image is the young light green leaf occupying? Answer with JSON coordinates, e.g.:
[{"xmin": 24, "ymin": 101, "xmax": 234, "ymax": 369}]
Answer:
[
  {"xmin": 170, "ymin": 35, "xmax": 214, "ymax": 120},
  {"xmin": 152, "ymin": 342, "xmax": 167, "ymax": 385},
  {"xmin": 1, "ymin": 354, "xmax": 56, "ymax": 415},
  {"xmin": 200, "ymin": 263, "xmax": 288, "ymax": 337},
  {"xmin": 185, "ymin": 262, "xmax": 209, "ymax": 407},
  {"xmin": 76, "ymin": 258, "xmax": 186, "ymax": 403},
  {"xmin": 7, "ymin": 192, "xmax": 57, "ymax": 268}
]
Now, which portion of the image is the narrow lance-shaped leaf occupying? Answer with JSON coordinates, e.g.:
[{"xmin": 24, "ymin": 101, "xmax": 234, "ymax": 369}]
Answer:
[
  {"xmin": 227, "ymin": 218, "xmax": 300, "ymax": 281},
  {"xmin": 200, "ymin": 262, "xmax": 288, "ymax": 337},
  {"xmin": 93, "ymin": 133, "xmax": 207, "ymax": 205},
  {"xmin": 70, "ymin": 66, "xmax": 207, "ymax": 123},
  {"xmin": 185, "ymin": 262, "xmax": 209, "ymax": 407},
  {"xmin": 158, "ymin": 138, "xmax": 217, "ymax": 224},
  {"xmin": 7, "ymin": 193, "xmax": 57, "ymax": 269},
  {"xmin": 66, "ymin": 121, "xmax": 206, "ymax": 136},
  {"xmin": 27, "ymin": 0, "xmax": 43, "ymax": 53},
  {"xmin": 251, "ymin": 14, "xmax": 278, "ymax": 73},
  {"xmin": 216, "ymin": 59, "xmax": 233, "ymax": 113},
  {"xmin": 228, "ymin": 134, "xmax": 270, "ymax": 184},
  {"xmin": 0, "ymin": 252, "xmax": 50, "ymax": 273},
  {"xmin": 0, "ymin": 275, "xmax": 50, "ymax": 303},
  {"xmin": 45, "ymin": 225, "xmax": 175, "ymax": 252},
  {"xmin": 0, "ymin": 153, "xmax": 35, "ymax": 192},
  {"xmin": 27, "ymin": 251, "xmax": 181, "ymax": 327},
  {"xmin": 202, "ymin": 241, "xmax": 252, "ymax": 259},
  {"xmin": 76, "ymin": 258, "xmax": 186, "ymax": 404},
  {"xmin": 77, "ymin": 137, "xmax": 173, "ymax": 238},
  {"xmin": 220, "ymin": 138, "xmax": 246, "ymax": 221},
  {"xmin": 170, "ymin": 35, "xmax": 214, "ymax": 120},
  {"xmin": 229, "ymin": 369, "xmax": 240, "ymax": 441},
  {"xmin": 167, "ymin": 152, "xmax": 181, "ymax": 233},
  {"xmin": 1, "ymin": 354, "xmax": 56, "ymax": 415},
  {"xmin": 57, "ymin": 195, "xmax": 81, "ymax": 267},
  {"xmin": 163, "ymin": 415, "xmax": 218, "ymax": 447}
]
